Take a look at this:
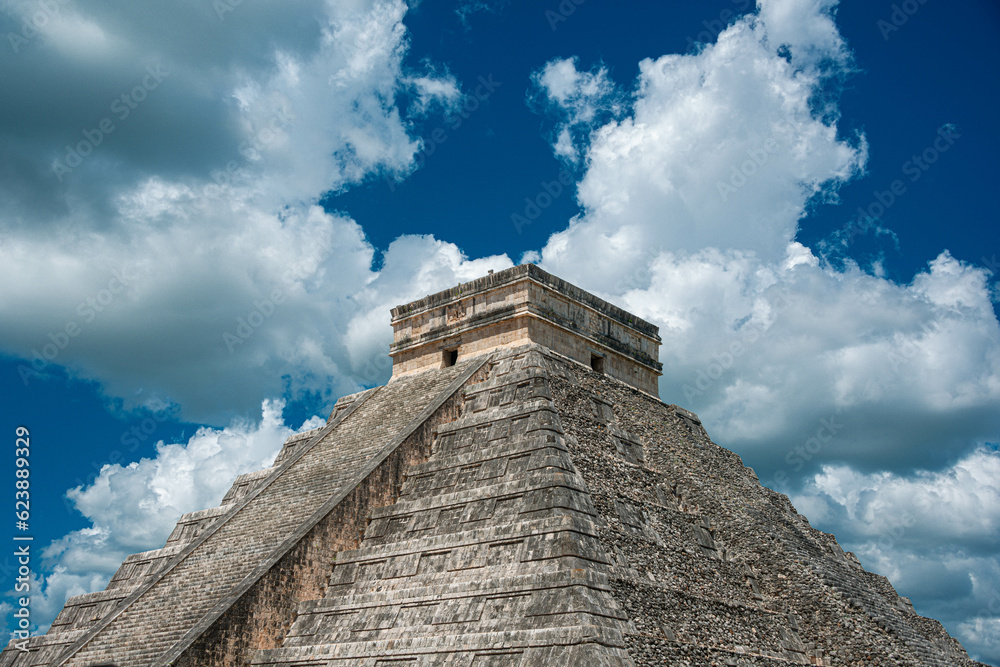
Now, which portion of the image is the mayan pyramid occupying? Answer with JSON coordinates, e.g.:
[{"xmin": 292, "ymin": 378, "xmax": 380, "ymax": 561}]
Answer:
[{"xmin": 3, "ymin": 264, "xmax": 986, "ymax": 666}]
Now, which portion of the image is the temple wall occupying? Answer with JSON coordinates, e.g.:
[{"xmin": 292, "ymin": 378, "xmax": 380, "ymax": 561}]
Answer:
[{"xmin": 389, "ymin": 265, "xmax": 662, "ymax": 396}]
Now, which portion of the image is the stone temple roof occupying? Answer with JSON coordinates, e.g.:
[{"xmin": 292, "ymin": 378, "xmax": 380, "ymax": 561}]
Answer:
[
  {"xmin": 389, "ymin": 264, "xmax": 663, "ymax": 395},
  {"xmin": 3, "ymin": 268, "xmax": 985, "ymax": 667}
]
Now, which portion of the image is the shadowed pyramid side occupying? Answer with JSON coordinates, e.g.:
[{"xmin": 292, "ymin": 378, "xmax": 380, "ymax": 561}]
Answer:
[{"xmin": 542, "ymin": 343, "xmax": 986, "ymax": 667}]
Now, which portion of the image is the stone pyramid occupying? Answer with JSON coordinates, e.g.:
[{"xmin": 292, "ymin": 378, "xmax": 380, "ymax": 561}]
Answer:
[{"xmin": 3, "ymin": 264, "xmax": 986, "ymax": 666}]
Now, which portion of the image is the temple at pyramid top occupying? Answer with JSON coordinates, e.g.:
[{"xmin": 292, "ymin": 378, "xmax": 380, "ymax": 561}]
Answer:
[{"xmin": 389, "ymin": 264, "xmax": 663, "ymax": 395}]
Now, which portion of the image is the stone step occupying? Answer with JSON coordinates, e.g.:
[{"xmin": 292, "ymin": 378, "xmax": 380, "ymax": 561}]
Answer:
[
  {"xmin": 398, "ymin": 440, "xmax": 574, "ymax": 499},
  {"xmin": 436, "ymin": 398, "xmax": 562, "ymax": 437},
  {"xmin": 459, "ymin": 367, "xmax": 551, "ymax": 410},
  {"xmin": 312, "ymin": 568, "xmax": 617, "ymax": 613},
  {"xmin": 283, "ymin": 575, "xmax": 631, "ymax": 648},
  {"xmin": 405, "ymin": 429, "xmax": 568, "ymax": 474},
  {"xmin": 252, "ymin": 624, "xmax": 631, "ymax": 666},
  {"xmin": 328, "ymin": 513, "xmax": 609, "ymax": 583},
  {"xmin": 374, "ymin": 467, "xmax": 593, "ymax": 522}
]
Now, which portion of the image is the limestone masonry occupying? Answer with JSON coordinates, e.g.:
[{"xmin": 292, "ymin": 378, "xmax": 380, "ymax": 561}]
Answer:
[
  {"xmin": 3, "ymin": 264, "xmax": 985, "ymax": 666},
  {"xmin": 389, "ymin": 264, "xmax": 663, "ymax": 395}
]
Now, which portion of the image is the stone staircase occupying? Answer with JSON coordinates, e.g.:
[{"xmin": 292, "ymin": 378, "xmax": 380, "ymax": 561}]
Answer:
[
  {"xmin": 1, "ymin": 359, "xmax": 483, "ymax": 666},
  {"xmin": 252, "ymin": 348, "xmax": 635, "ymax": 666}
]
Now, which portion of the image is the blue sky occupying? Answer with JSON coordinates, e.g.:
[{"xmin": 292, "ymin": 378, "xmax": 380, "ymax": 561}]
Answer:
[{"xmin": 1, "ymin": 0, "xmax": 999, "ymax": 662}]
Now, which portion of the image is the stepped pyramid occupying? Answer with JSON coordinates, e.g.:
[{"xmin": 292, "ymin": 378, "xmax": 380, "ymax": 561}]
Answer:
[{"xmin": 4, "ymin": 264, "xmax": 986, "ymax": 666}]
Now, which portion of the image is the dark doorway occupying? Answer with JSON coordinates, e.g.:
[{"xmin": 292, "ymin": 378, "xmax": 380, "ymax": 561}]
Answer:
[{"xmin": 590, "ymin": 353, "xmax": 605, "ymax": 374}]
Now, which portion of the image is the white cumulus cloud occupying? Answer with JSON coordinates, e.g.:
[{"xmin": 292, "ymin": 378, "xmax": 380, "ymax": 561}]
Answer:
[
  {"xmin": 31, "ymin": 400, "xmax": 323, "ymax": 630},
  {"xmin": 530, "ymin": 57, "xmax": 622, "ymax": 163},
  {"xmin": 0, "ymin": 0, "xmax": 510, "ymax": 422}
]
